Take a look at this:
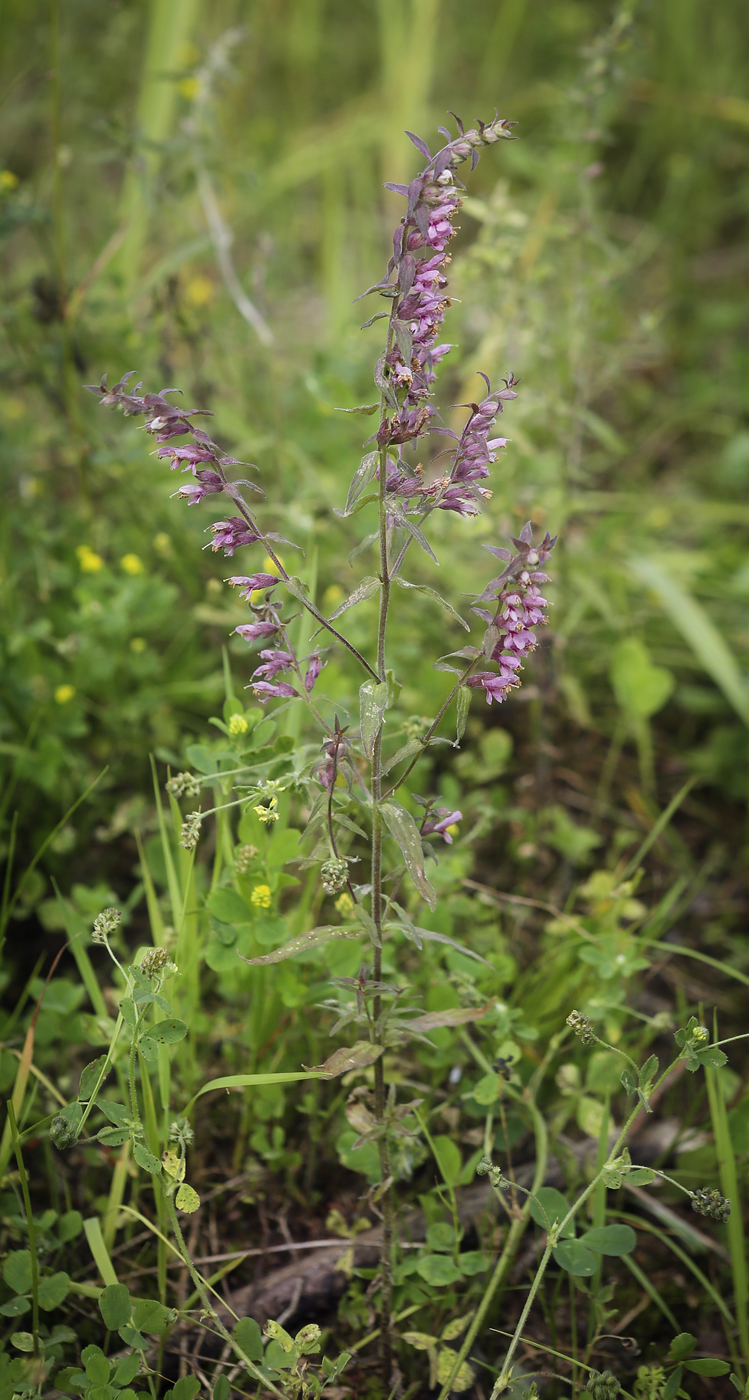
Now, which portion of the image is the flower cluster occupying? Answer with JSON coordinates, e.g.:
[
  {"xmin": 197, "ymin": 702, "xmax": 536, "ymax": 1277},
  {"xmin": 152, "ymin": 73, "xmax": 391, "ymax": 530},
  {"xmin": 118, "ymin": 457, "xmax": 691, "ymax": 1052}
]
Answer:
[
  {"xmin": 691, "ymin": 1187, "xmax": 730, "ymax": 1222},
  {"xmin": 91, "ymin": 907, "xmax": 121, "ymax": 945},
  {"xmin": 140, "ymin": 947, "xmax": 176, "ymax": 980},
  {"xmin": 467, "ymin": 522, "xmax": 556, "ymax": 706},
  {"xmin": 566, "ymin": 1009, "xmax": 595, "ymax": 1045},
  {"xmin": 233, "ymin": 843, "xmax": 258, "ymax": 874},
  {"xmin": 587, "ymin": 1371, "xmax": 621, "ymax": 1400},
  {"xmin": 321, "ymin": 857, "xmax": 349, "ymax": 895},
  {"xmin": 166, "ymin": 771, "xmax": 202, "ymax": 799},
  {"xmin": 180, "ymin": 811, "xmax": 203, "ymax": 850}
]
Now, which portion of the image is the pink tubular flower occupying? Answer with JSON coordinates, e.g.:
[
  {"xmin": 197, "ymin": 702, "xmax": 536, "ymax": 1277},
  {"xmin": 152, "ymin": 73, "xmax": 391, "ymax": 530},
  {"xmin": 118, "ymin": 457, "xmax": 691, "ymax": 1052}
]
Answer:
[
  {"xmin": 304, "ymin": 652, "xmax": 324, "ymax": 694},
  {"xmin": 176, "ymin": 470, "xmax": 224, "ymax": 504},
  {"xmin": 422, "ymin": 807, "xmax": 462, "ymax": 843},
  {"xmin": 253, "ymin": 648, "xmax": 294, "ymax": 682},
  {"xmin": 210, "ymin": 517, "xmax": 261, "ymax": 555},
  {"xmin": 252, "ymin": 679, "xmax": 299, "ymax": 702},
  {"xmin": 226, "ymin": 573, "xmax": 280, "ymax": 598},
  {"xmin": 234, "ymin": 619, "xmax": 281, "ymax": 643},
  {"xmin": 466, "ymin": 668, "xmax": 520, "ymax": 706},
  {"xmin": 465, "ymin": 524, "xmax": 556, "ymax": 705}
]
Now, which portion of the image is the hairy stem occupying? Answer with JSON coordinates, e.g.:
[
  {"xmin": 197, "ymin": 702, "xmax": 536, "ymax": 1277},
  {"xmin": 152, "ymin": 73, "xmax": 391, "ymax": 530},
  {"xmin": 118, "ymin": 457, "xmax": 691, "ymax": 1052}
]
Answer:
[
  {"xmin": 165, "ymin": 1193, "xmax": 284, "ymax": 1397},
  {"xmin": 372, "ymin": 433, "xmax": 394, "ymax": 1384}
]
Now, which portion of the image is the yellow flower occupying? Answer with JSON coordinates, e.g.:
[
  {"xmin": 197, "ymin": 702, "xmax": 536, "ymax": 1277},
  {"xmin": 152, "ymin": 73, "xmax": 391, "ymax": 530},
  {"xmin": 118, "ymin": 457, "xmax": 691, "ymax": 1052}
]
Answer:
[
  {"xmin": 76, "ymin": 545, "xmax": 103, "ymax": 573},
  {"xmin": 153, "ymin": 532, "xmax": 172, "ymax": 555},
  {"xmin": 178, "ymin": 76, "xmax": 199, "ymax": 100},
  {"xmin": 228, "ymin": 714, "xmax": 249, "ymax": 736},
  {"xmin": 0, "ymin": 170, "xmax": 19, "ymax": 191},
  {"xmin": 334, "ymin": 892, "xmax": 354, "ymax": 916},
  {"xmin": 251, "ymin": 884, "xmax": 272, "ymax": 909},
  {"xmin": 130, "ymin": 637, "xmax": 146, "ymax": 653},
  {"xmin": 185, "ymin": 275, "xmax": 213, "ymax": 307},
  {"xmin": 121, "ymin": 553, "xmax": 144, "ymax": 575},
  {"xmin": 54, "ymin": 684, "xmax": 75, "ymax": 705},
  {"xmin": 254, "ymin": 796, "xmax": 280, "ymax": 825}
]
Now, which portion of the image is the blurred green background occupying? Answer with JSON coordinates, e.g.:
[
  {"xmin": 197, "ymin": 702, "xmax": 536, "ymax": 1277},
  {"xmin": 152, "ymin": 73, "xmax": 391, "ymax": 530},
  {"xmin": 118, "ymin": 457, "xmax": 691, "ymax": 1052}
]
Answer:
[{"xmin": 2, "ymin": 0, "xmax": 749, "ymax": 901}]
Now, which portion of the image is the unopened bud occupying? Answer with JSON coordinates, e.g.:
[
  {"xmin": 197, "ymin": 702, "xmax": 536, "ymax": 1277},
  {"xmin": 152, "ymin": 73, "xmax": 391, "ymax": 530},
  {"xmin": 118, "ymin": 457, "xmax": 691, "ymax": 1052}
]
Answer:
[
  {"xmin": 180, "ymin": 811, "xmax": 202, "ymax": 850},
  {"xmin": 321, "ymin": 857, "xmax": 349, "ymax": 895},
  {"xmin": 92, "ymin": 907, "xmax": 121, "ymax": 945}
]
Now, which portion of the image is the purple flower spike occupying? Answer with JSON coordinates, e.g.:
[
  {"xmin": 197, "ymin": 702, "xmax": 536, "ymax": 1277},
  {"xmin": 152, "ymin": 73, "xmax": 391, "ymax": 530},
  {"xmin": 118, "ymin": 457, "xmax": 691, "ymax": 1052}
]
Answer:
[
  {"xmin": 210, "ymin": 517, "xmax": 261, "ymax": 556},
  {"xmin": 226, "ymin": 573, "xmax": 280, "ymax": 598}
]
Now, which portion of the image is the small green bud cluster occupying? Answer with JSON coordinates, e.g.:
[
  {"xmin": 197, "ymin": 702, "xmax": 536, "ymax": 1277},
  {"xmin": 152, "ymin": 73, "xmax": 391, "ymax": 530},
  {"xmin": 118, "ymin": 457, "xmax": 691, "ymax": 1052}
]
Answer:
[
  {"xmin": 321, "ymin": 857, "xmax": 349, "ymax": 894},
  {"xmin": 140, "ymin": 947, "xmax": 176, "ymax": 980},
  {"xmin": 566, "ymin": 1009, "xmax": 594, "ymax": 1045},
  {"xmin": 234, "ymin": 842, "xmax": 258, "ymax": 874},
  {"xmin": 166, "ymin": 771, "xmax": 202, "ymax": 798},
  {"xmin": 50, "ymin": 1115, "xmax": 78, "ymax": 1149},
  {"xmin": 91, "ymin": 907, "xmax": 121, "ymax": 945},
  {"xmin": 180, "ymin": 811, "xmax": 203, "ymax": 850},
  {"xmin": 169, "ymin": 1116, "xmax": 195, "ymax": 1148},
  {"xmin": 588, "ymin": 1370, "xmax": 621, "ymax": 1400},
  {"xmin": 476, "ymin": 1155, "xmax": 512, "ymax": 1190},
  {"xmin": 691, "ymin": 1187, "xmax": 730, "ymax": 1222}
]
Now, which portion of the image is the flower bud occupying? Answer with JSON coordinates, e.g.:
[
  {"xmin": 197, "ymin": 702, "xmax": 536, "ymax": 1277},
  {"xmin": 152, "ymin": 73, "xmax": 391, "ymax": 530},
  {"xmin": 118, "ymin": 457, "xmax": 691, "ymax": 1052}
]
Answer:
[{"xmin": 92, "ymin": 907, "xmax": 121, "ymax": 945}]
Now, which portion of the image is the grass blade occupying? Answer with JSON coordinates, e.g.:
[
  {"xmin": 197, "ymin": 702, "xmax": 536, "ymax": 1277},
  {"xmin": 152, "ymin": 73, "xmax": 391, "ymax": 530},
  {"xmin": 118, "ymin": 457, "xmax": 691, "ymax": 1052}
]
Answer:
[
  {"xmin": 620, "ymin": 775, "xmax": 696, "ymax": 880},
  {"xmin": 629, "ymin": 557, "xmax": 749, "ymax": 726},
  {"xmin": 83, "ymin": 1215, "xmax": 119, "ymax": 1287},
  {"xmin": 706, "ymin": 1015, "xmax": 749, "ymax": 1357}
]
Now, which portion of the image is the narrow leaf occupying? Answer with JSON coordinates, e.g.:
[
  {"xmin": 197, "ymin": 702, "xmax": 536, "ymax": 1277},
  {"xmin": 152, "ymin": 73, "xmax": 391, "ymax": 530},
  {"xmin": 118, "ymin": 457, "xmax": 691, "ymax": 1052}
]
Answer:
[
  {"xmin": 360, "ymin": 680, "xmax": 390, "ymax": 760},
  {"xmin": 380, "ymin": 802, "xmax": 436, "ymax": 908},
  {"xmin": 393, "ymin": 577, "xmax": 468, "ymax": 629},
  {"xmin": 314, "ymin": 1041, "xmax": 384, "ymax": 1078},
  {"xmin": 239, "ymin": 926, "xmax": 357, "ymax": 965},
  {"xmin": 407, "ymin": 1001, "xmax": 494, "ymax": 1032},
  {"xmin": 456, "ymin": 686, "xmax": 471, "ymax": 741},
  {"xmin": 334, "ymin": 403, "xmax": 379, "ymax": 415},
  {"xmin": 328, "ymin": 576, "xmax": 381, "ymax": 621}
]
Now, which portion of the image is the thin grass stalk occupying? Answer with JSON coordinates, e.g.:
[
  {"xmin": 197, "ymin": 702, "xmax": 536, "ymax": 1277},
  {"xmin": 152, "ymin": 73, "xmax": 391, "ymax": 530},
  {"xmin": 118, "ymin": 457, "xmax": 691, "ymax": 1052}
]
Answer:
[
  {"xmin": 115, "ymin": 0, "xmax": 202, "ymax": 289},
  {"xmin": 705, "ymin": 1023, "xmax": 749, "ymax": 1361}
]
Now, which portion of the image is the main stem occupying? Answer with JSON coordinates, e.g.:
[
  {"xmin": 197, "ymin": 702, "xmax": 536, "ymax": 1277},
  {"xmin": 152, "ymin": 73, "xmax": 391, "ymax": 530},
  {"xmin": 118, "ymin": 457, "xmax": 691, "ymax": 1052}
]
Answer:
[{"xmin": 372, "ymin": 436, "xmax": 394, "ymax": 1384}]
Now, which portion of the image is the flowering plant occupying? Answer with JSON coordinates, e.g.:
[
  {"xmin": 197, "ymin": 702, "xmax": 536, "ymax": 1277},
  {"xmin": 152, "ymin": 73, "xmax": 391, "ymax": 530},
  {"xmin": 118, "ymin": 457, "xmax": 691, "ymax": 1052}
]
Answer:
[{"xmin": 86, "ymin": 112, "xmax": 559, "ymax": 1388}]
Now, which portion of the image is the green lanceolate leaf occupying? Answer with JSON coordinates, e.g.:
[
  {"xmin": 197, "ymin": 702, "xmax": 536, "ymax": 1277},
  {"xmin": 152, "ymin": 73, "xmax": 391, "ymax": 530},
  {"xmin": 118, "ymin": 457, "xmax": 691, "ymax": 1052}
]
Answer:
[
  {"xmin": 456, "ymin": 686, "xmax": 471, "ymax": 742},
  {"xmin": 405, "ymin": 1001, "xmax": 494, "ymax": 1032},
  {"xmin": 380, "ymin": 801, "xmax": 436, "ymax": 908},
  {"xmin": 344, "ymin": 451, "xmax": 379, "ymax": 515},
  {"xmin": 132, "ymin": 1141, "xmax": 161, "ymax": 1174},
  {"xmin": 360, "ymin": 679, "xmax": 390, "ymax": 760},
  {"xmin": 388, "ymin": 501, "xmax": 439, "ymax": 564},
  {"xmin": 239, "ymin": 925, "xmax": 357, "ymax": 964},
  {"xmin": 335, "ymin": 403, "xmax": 379, "ymax": 415},
  {"xmin": 314, "ymin": 1041, "xmax": 384, "ymax": 1078},
  {"xmin": 327, "ymin": 576, "xmax": 381, "ymax": 620},
  {"xmin": 78, "ymin": 1056, "xmax": 109, "ymax": 1102},
  {"xmin": 393, "ymin": 576, "xmax": 469, "ymax": 630}
]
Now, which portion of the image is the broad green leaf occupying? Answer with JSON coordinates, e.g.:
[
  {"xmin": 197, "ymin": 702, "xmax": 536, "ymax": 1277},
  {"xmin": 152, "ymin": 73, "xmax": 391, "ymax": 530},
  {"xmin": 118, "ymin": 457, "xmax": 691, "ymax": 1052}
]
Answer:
[
  {"xmin": 132, "ymin": 1141, "xmax": 161, "ymax": 1174},
  {"xmin": 132, "ymin": 1298, "xmax": 175, "ymax": 1335},
  {"xmin": 57, "ymin": 1209, "xmax": 83, "ymax": 1242},
  {"xmin": 431, "ymin": 1135, "xmax": 462, "ymax": 1186},
  {"xmin": 78, "ymin": 1056, "xmax": 108, "ymax": 1102},
  {"xmin": 234, "ymin": 1316, "xmax": 264, "ymax": 1361},
  {"xmin": 626, "ymin": 1167, "xmax": 656, "ymax": 1185},
  {"xmin": 317, "ymin": 1041, "xmax": 383, "ymax": 1078},
  {"xmin": 610, "ymin": 637, "xmax": 674, "ymax": 718},
  {"xmin": 436, "ymin": 1347, "xmax": 475, "ymax": 1392},
  {"xmin": 403, "ymin": 1331, "xmax": 437, "ymax": 1352},
  {"xmin": 470, "ymin": 1072, "xmax": 501, "ymax": 1106},
  {"xmin": 359, "ymin": 680, "xmax": 390, "ymax": 760},
  {"xmin": 576, "ymin": 1095, "xmax": 605, "ymax": 1140},
  {"xmin": 380, "ymin": 801, "xmax": 436, "ymax": 908},
  {"xmin": 175, "ymin": 1183, "xmax": 201, "ymax": 1213},
  {"xmin": 552, "ymin": 1239, "xmax": 597, "ymax": 1276},
  {"xmin": 529, "ymin": 1188, "xmax": 574, "ymax": 1237},
  {"xmin": 265, "ymin": 1319, "xmax": 295, "ymax": 1352},
  {"xmin": 684, "ymin": 1358, "xmax": 731, "ymax": 1375},
  {"xmin": 458, "ymin": 1251, "xmax": 488, "ymax": 1275},
  {"xmin": 3, "ymin": 1251, "xmax": 32, "ymax": 1296},
  {"xmin": 9, "ymin": 1331, "xmax": 34, "ymax": 1350},
  {"xmin": 99, "ymin": 1283, "xmax": 132, "ymax": 1330},
  {"xmin": 213, "ymin": 1375, "xmax": 231, "ymax": 1400},
  {"xmin": 142, "ymin": 1018, "xmax": 188, "ymax": 1045},
  {"xmin": 426, "ymin": 1222, "xmax": 457, "ymax": 1253},
  {"xmin": 629, "ymin": 557, "xmax": 749, "ymax": 726},
  {"xmin": 669, "ymin": 1334, "xmax": 697, "ymax": 1361},
  {"xmin": 327, "ymin": 576, "xmax": 381, "ymax": 620},
  {"xmin": 207, "ymin": 887, "xmax": 252, "ymax": 924},
  {"xmin": 239, "ymin": 925, "xmax": 357, "ymax": 965},
  {"xmin": 37, "ymin": 1271, "xmax": 70, "ymax": 1310},
  {"xmin": 393, "ymin": 576, "xmax": 469, "ymax": 630},
  {"xmin": 167, "ymin": 1378, "xmax": 201, "ymax": 1400},
  {"xmin": 579, "ymin": 1224, "xmax": 636, "ymax": 1256},
  {"xmin": 184, "ymin": 743, "xmax": 218, "ymax": 774},
  {"xmin": 97, "ymin": 1127, "xmax": 129, "ymax": 1147},
  {"xmin": 0, "ymin": 1296, "xmax": 30, "ymax": 1317},
  {"xmin": 83, "ymin": 1347, "xmax": 110, "ymax": 1384},
  {"xmin": 416, "ymin": 1254, "xmax": 462, "ymax": 1286}
]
